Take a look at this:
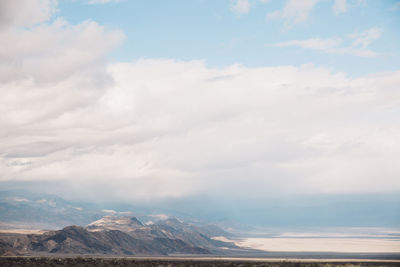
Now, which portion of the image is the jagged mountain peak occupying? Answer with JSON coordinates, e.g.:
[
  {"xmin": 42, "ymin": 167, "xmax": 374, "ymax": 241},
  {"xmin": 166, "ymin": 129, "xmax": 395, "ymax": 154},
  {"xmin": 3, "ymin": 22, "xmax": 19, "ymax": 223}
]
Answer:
[{"xmin": 87, "ymin": 216, "xmax": 144, "ymax": 232}]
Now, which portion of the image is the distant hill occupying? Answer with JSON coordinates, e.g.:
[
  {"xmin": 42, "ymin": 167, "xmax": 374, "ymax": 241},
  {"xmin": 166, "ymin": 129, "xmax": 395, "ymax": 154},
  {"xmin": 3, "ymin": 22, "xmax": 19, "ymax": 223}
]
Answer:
[{"xmin": 0, "ymin": 190, "xmax": 103, "ymax": 229}]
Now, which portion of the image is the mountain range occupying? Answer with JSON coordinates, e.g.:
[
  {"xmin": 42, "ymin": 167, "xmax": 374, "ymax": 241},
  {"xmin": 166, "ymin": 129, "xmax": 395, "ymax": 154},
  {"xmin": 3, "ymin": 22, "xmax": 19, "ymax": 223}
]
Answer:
[
  {"xmin": 0, "ymin": 215, "xmax": 244, "ymax": 256},
  {"xmin": 0, "ymin": 190, "xmax": 250, "ymax": 256}
]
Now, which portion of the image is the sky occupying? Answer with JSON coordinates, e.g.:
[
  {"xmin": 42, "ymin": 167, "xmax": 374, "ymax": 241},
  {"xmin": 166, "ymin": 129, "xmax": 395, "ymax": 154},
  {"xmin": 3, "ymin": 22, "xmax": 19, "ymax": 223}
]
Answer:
[{"xmin": 0, "ymin": 0, "xmax": 400, "ymax": 225}]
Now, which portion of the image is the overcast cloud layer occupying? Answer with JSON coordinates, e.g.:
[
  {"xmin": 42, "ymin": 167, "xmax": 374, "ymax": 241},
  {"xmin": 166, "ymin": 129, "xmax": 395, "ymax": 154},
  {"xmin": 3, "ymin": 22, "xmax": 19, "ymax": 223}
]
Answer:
[{"xmin": 1, "ymin": 0, "xmax": 399, "ymax": 202}]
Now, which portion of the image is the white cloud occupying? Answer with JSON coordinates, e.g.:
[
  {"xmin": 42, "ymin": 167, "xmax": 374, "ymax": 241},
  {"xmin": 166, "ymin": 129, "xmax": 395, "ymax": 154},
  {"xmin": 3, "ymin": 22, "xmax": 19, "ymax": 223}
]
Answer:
[
  {"xmin": 0, "ymin": 18, "xmax": 124, "ymax": 83},
  {"xmin": 349, "ymin": 27, "xmax": 381, "ymax": 49},
  {"xmin": 270, "ymin": 27, "xmax": 382, "ymax": 57},
  {"xmin": 333, "ymin": 0, "xmax": 347, "ymax": 14},
  {"xmin": 267, "ymin": 0, "xmax": 363, "ymax": 26},
  {"xmin": 0, "ymin": 0, "xmax": 57, "ymax": 28},
  {"xmin": 271, "ymin": 38, "xmax": 342, "ymax": 50},
  {"xmin": 231, "ymin": 0, "xmax": 251, "ymax": 14},
  {"xmin": 267, "ymin": 0, "xmax": 320, "ymax": 26}
]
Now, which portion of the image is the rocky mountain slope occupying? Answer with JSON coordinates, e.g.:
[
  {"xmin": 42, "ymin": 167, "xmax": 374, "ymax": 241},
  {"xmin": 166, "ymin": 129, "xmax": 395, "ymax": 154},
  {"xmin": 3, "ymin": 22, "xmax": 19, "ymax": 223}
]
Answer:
[
  {"xmin": 88, "ymin": 216, "xmax": 236, "ymax": 251},
  {"xmin": 0, "ymin": 216, "xmax": 238, "ymax": 256}
]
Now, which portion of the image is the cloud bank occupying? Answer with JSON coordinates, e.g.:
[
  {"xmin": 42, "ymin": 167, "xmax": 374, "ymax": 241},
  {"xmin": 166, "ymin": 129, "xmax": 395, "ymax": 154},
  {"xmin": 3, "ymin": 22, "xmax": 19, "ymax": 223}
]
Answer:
[
  {"xmin": 1, "ymin": 0, "xmax": 399, "ymax": 202},
  {"xmin": 2, "ymin": 57, "xmax": 400, "ymax": 200}
]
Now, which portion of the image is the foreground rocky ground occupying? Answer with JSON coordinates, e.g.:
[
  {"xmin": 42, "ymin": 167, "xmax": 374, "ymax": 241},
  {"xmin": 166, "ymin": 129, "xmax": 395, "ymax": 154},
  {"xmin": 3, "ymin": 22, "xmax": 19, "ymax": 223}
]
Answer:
[{"xmin": 0, "ymin": 257, "xmax": 399, "ymax": 267}]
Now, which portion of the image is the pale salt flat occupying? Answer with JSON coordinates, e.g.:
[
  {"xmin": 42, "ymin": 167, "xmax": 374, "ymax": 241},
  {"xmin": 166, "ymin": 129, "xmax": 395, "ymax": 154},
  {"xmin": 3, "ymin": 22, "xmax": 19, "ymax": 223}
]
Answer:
[{"xmin": 236, "ymin": 237, "xmax": 400, "ymax": 253}]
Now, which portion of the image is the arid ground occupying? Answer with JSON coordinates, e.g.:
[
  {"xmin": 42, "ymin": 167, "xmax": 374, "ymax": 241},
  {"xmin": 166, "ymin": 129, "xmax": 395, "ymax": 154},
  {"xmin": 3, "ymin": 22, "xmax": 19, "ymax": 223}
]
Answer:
[{"xmin": 1, "ymin": 257, "xmax": 400, "ymax": 267}]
